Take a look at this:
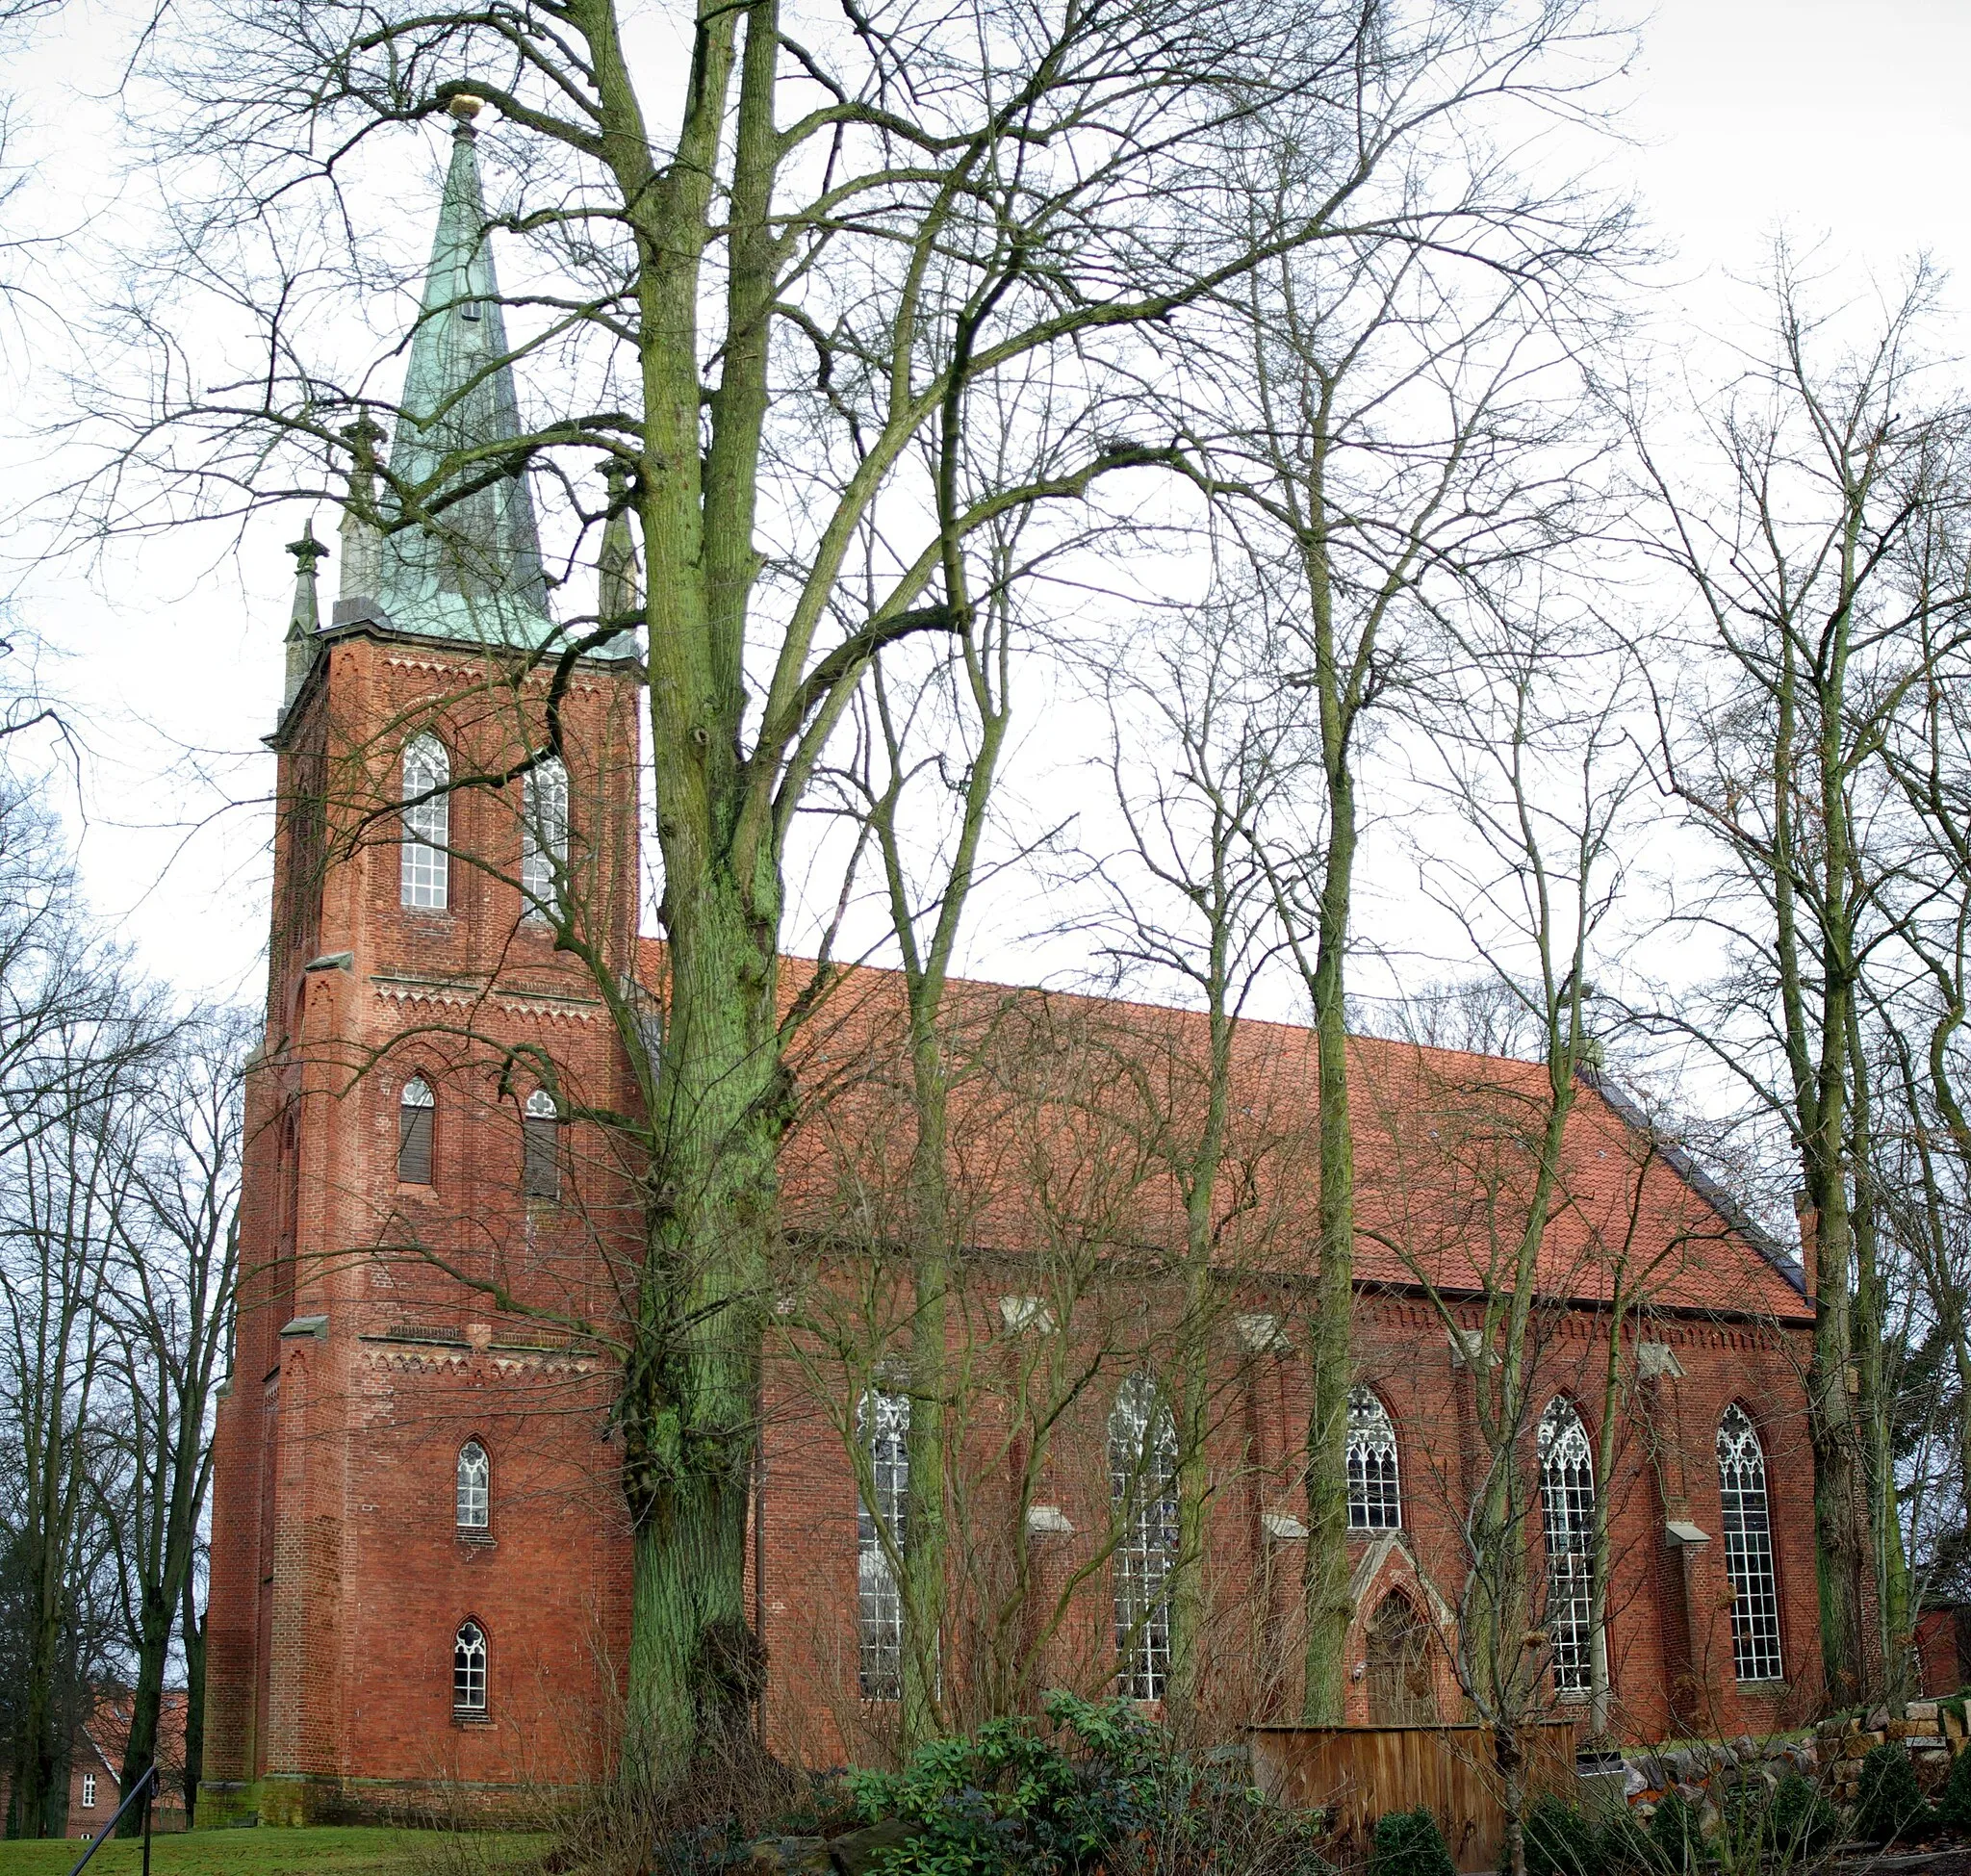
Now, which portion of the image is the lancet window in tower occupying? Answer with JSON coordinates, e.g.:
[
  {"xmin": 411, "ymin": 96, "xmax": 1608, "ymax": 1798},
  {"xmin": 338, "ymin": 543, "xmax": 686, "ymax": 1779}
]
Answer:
[
  {"xmin": 1718, "ymin": 1405, "xmax": 1783, "ymax": 1682},
  {"xmin": 397, "ymin": 1078, "xmax": 435, "ymax": 1186},
  {"xmin": 456, "ymin": 1441, "xmax": 490, "ymax": 1531},
  {"xmin": 522, "ymin": 1090, "xmax": 560, "ymax": 1200},
  {"xmin": 521, "ymin": 756, "xmax": 568, "ymax": 920},
  {"xmin": 1538, "ymin": 1398, "xmax": 1597, "ymax": 1696},
  {"xmin": 453, "ymin": 1619, "xmax": 487, "ymax": 1712},
  {"xmin": 1345, "ymin": 1387, "xmax": 1401, "ymax": 1530},
  {"xmin": 1110, "ymin": 1372, "xmax": 1178, "ymax": 1702},
  {"xmin": 400, "ymin": 734, "xmax": 450, "ymax": 909},
  {"xmin": 857, "ymin": 1388, "xmax": 909, "ymax": 1700}
]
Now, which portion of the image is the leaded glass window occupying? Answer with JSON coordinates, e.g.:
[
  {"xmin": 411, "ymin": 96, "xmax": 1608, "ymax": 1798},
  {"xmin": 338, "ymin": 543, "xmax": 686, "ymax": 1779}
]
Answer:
[
  {"xmin": 453, "ymin": 1619, "xmax": 487, "ymax": 1711},
  {"xmin": 1346, "ymin": 1387, "xmax": 1401, "ymax": 1530},
  {"xmin": 456, "ymin": 1440, "xmax": 489, "ymax": 1530},
  {"xmin": 1718, "ymin": 1405, "xmax": 1783, "ymax": 1682},
  {"xmin": 400, "ymin": 734, "xmax": 450, "ymax": 909},
  {"xmin": 1538, "ymin": 1398, "xmax": 1596, "ymax": 1696},
  {"xmin": 1110, "ymin": 1371, "xmax": 1178, "ymax": 1702},
  {"xmin": 858, "ymin": 1388, "xmax": 909, "ymax": 1700},
  {"xmin": 520, "ymin": 756, "xmax": 568, "ymax": 920}
]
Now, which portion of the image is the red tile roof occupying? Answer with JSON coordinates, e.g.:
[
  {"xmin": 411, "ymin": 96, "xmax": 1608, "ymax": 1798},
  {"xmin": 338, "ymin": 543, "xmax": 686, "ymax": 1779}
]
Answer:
[{"xmin": 636, "ymin": 944, "xmax": 1810, "ymax": 1324}]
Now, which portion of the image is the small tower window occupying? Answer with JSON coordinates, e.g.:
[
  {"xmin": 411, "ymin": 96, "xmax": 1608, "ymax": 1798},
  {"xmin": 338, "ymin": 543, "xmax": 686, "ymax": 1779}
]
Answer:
[
  {"xmin": 522, "ymin": 1090, "xmax": 560, "ymax": 1200},
  {"xmin": 400, "ymin": 734, "xmax": 450, "ymax": 910},
  {"xmin": 453, "ymin": 1619, "xmax": 487, "ymax": 1712},
  {"xmin": 82, "ymin": 1774, "xmax": 96, "ymax": 1811},
  {"xmin": 456, "ymin": 1440, "xmax": 490, "ymax": 1531},
  {"xmin": 1345, "ymin": 1387, "xmax": 1401, "ymax": 1530},
  {"xmin": 520, "ymin": 756, "xmax": 568, "ymax": 921},
  {"xmin": 398, "ymin": 1078, "xmax": 435, "ymax": 1185}
]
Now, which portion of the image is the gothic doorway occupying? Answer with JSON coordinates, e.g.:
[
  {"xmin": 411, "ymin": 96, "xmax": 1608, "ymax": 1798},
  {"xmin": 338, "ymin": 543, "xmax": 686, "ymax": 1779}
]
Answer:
[{"xmin": 1366, "ymin": 1592, "xmax": 1438, "ymax": 1725}]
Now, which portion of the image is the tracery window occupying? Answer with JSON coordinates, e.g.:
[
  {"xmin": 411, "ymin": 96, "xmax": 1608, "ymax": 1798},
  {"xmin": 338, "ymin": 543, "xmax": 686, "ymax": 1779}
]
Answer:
[
  {"xmin": 453, "ymin": 1619, "xmax": 487, "ymax": 1712},
  {"xmin": 400, "ymin": 734, "xmax": 450, "ymax": 910},
  {"xmin": 522, "ymin": 1090, "xmax": 560, "ymax": 1200},
  {"xmin": 1346, "ymin": 1386, "xmax": 1401, "ymax": 1530},
  {"xmin": 1538, "ymin": 1397, "xmax": 1596, "ymax": 1697},
  {"xmin": 1718, "ymin": 1405, "xmax": 1784, "ymax": 1682},
  {"xmin": 857, "ymin": 1388, "xmax": 909, "ymax": 1700},
  {"xmin": 397, "ymin": 1078, "xmax": 435, "ymax": 1186},
  {"xmin": 456, "ymin": 1440, "xmax": 490, "ymax": 1531},
  {"xmin": 1110, "ymin": 1371, "xmax": 1178, "ymax": 1702},
  {"xmin": 520, "ymin": 756, "xmax": 568, "ymax": 919}
]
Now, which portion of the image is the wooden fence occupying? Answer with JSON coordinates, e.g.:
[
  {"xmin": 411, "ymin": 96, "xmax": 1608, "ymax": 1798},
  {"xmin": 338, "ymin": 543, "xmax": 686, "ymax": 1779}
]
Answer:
[{"xmin": 1245, "ymin": 1719, "xmax": 1579, "ymax": 1874}]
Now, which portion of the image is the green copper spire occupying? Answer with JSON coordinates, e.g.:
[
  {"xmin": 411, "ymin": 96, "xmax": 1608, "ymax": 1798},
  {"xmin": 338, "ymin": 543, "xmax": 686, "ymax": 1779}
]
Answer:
[{"xmin": 372, "ymin": 95, "xmax": 551, "ymax": 646}]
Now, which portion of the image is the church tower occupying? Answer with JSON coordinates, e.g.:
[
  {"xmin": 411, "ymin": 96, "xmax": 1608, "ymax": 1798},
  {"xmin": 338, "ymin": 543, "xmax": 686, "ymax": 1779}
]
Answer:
[{"xmin": 200, "ymin": 99, "xmax": 646, "ymax": 1825}]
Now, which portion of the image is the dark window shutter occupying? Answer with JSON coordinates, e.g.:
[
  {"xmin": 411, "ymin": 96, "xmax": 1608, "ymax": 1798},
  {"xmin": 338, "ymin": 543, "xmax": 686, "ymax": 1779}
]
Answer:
[
  {"xmin": 398, "ymin": 1099, "xmax": 434, "ymax": 1185},
  {"xmin": 522, "ymin": 1116, "xmax": 559, "ymax": 1199}
]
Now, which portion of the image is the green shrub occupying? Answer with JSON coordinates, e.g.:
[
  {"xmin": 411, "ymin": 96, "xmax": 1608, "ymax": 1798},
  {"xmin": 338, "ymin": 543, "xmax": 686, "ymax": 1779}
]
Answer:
[
  {"xmin": 1939, "ymin": 1741, "xmax": 1971, "ymax": 1833},
  {"xmin": 848, "ymin": 1692, "xmax": 1161, "ymax": 1876},
  {"xmin": 1368, "ymin": 1808, "xmax": 1454, "ymax": 1876},
  {"xmin": 1765, "ymin": 1771, "xmax": 1840, "ymax": 1858},
  {"xmin": 846, "ymin": 1691, "xmax": 1332, "ymax": 1876},
  {"xmin": 1853, "ymin": 1741, "xmax": 1932, "ymax": 1845},
  {"xmin": 1523, "ymin": 1794, "xmax": 1597, "ymax": 1876},
  {"xmin": 1713, "ymin": 1780, "xmax": 1767, "ymax": 1865},
  {"xmin": 1595, "ymin": 1804, "xmax": 1656, "ymax": 1874},
  {"xmin": 1648, "ymin": 1789, "xmax": 1705, "ymax": 1874}
]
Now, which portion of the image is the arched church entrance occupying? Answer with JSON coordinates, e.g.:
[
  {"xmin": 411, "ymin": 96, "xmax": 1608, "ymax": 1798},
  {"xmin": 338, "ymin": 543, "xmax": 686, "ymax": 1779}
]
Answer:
[{"xmin": 1366, "ymin": 1591, "xmax": 1437, "ymax": 1726}]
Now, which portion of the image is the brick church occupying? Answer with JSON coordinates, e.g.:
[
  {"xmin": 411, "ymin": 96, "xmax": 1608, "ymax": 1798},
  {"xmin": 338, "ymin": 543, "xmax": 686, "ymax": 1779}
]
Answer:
[{"xmin": 200, "ymin": 108, "xmax": 1830, "ymax": 1826}]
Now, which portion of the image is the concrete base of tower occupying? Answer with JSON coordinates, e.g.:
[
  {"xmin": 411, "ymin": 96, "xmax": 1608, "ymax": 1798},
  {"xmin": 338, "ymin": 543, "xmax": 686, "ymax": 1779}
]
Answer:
[
  {"xmin": 192, "ymin": 1781, "xmax": 261, "ymax": 1829},
  {"xmin": 220, "ymin": 1772, "xmax": 562, "ymax": 1829}
]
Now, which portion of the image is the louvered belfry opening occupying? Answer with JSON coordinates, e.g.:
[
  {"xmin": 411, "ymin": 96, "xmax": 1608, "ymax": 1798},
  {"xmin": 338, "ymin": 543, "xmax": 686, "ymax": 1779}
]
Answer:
[{"xmin": 398, "ymin": 1078, "xmax": 435, "ymax": 1185}]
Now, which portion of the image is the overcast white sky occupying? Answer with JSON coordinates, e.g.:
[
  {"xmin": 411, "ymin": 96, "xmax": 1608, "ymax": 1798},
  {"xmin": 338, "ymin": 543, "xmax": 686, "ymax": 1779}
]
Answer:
[{"xmin": 5, "ymin": 0, "xmax": 1971, "ymax": 1016}]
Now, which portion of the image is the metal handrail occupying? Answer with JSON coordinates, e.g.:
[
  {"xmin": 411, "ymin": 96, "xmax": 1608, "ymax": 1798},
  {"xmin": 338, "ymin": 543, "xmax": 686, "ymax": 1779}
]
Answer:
[{"xmin": 65, "ymin": 1760, "xmax": 156, "ymax": 1876}]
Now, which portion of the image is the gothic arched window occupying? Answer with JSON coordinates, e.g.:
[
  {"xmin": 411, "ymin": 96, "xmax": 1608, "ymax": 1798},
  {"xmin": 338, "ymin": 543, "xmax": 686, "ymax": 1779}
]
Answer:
[
  {"xmin": 1538, "ymin": 1398, "xmax": 1596, "ymax": 1695},
  {"xmin": 522, "ymin": 1090, "xmax": 560, "ymax": 1200},
  {"xmin": 1346, "ymin": 1387, "xmax": 1401, "ymax": 1530},
  {"xmin": 397, "ymin": 1078, "xmax": 435, "ymax": 1186},
  {"xmin": 1718, "ymin": 1405, "xmax": 1783, "ymax": 1682},
  {"xmin": 1109, "ymin": 1371, "xmax": 1178, "ymax": 1702},
  {"xmin": 400, "ymin": 734, "xmax": 450, "ymax": 910},
  {"xmin": 857, "ymin": 1388, "xmax": 909, "ymax": 1700},
  {"xmin": 520, "ymin": 756, "xmax": 568, "ymax": 920},
  {"xmin": 453, "ymin": 1619, "xmax": 487, "ymax": 1711},
  {"xmin": 456, "ymin": 1440, "xmax": 490, "ymax": 1531}
]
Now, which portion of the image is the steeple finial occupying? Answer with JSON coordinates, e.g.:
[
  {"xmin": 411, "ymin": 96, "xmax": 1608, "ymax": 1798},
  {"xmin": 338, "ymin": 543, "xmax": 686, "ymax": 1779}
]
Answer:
[
  {"xmin": 282, "ymin": 522, "xmax": 327, "ymax": 708},
  {"xmin": 599, "ymin": 461, "xmax": 642, "ymax": 628},
  {"xmin": 337, "ymin": 415, "xmax": 387, "ymax": 613}
]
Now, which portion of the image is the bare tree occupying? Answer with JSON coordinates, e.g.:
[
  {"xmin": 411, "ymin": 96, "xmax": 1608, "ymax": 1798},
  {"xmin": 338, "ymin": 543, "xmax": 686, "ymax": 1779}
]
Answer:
[
  {"xmin": 1625, "ymin": 256, "xmax": 1971, "ymax": 1700},
  {"xmin": 98, "ymin": 1010, "xmax": 246, "ymax": 1832},
  {"xmin": 1379, "ymin": 593, "xmax": 1644, "ymax": 1874},
  {"xmin": 0, "ymin": 999, "xmax": 162, "ymax": 1837},
  {"xmin": 1084, "ymin": 589, "xmax": 1299, "ymax": 1721},
  {"xmin": 1173, "ymin": 78, "xmax": 1635, "ymax": 1718}
]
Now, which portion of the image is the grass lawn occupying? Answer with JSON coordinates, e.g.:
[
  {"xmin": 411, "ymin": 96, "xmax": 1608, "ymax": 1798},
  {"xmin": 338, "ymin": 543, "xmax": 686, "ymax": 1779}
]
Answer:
[{"xmin": 0, "ymin": 1828, "xmax": 546, "ymax": 1876}]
